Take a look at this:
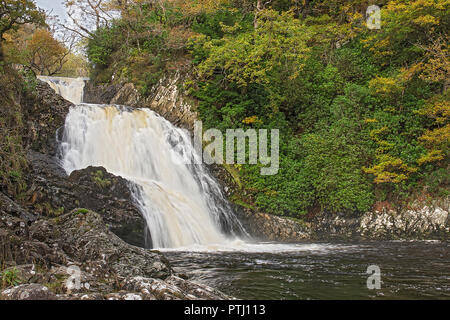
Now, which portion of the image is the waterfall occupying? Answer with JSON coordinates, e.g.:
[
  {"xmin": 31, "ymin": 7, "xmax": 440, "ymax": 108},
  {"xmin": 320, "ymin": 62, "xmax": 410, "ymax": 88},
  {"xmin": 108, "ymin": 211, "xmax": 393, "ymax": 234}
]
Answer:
[
  {"xmin": 59, "ymin": 104, "xmax": 247, "ymax": 249},
  {"xmin": 38, "ymin": 76, "xmax": 88, "ymax": 104}
]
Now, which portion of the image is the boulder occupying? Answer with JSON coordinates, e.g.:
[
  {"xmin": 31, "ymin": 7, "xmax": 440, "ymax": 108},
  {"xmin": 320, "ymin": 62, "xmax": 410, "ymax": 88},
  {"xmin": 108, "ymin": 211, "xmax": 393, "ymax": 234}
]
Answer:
[
  {"xmin": 1, "ymin": 284, "xmax": 57, "ymax": 300},
  {"xmin": 27, "ymin": 151, "xmax": 148, "ymax": 248}
]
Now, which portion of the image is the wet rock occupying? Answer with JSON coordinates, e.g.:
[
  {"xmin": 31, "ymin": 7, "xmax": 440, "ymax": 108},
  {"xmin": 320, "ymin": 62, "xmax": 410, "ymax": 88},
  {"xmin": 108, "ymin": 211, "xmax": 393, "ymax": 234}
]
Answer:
[
  {"xmin": 235, "ymin": 206, "xmax": 311, "ymax": 242},
  {"xmin": 124, "ymin": 275, "xmax": 230, "ymax": 300},
  {"xmin": 24, "ymin": 80, "xmax": 73, "ymax": 156},
  {"xmin": 1, "ymin": 284, "xmax": 57, "ymax": 300},
  {"xmin": 311, "ymin": 200, "xmax": 449, "ymax": 240},
  {"xmin": 27, "ymin": 151, "xmax": 148, "ymax": 248}
]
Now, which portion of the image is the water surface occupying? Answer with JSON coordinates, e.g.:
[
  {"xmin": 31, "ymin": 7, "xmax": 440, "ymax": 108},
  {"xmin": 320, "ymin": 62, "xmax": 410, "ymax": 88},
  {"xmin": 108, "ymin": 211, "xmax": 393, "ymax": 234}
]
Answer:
[{"xmin": 163, "ymin": 241, "xmax": 450, "ymax": 300}]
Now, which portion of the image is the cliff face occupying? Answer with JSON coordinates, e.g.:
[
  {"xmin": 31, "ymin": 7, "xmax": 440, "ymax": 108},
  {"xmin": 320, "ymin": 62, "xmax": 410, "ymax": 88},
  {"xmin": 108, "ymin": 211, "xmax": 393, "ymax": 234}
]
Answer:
[
  {"xmin": 0, "ymin": 73, "xmax": 230, "ymax": 300},
  {"xmin": 84, "ymin": 71, "xmax": 198, "ymax": 131},
  {"xmin": 311, "ymin": 200, "xmax": 449, "ymax": 240}
]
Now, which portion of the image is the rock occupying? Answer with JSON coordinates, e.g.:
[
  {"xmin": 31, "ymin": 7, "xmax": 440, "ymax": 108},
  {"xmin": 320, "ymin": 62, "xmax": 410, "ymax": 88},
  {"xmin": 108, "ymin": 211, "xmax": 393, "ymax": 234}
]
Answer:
[
  {"xmin": 124, "ymin": 275, "xmax": 231, "ymax": 300},
  {"xmin": 311, "ymin": 200, "xmax": 450, "ymax": 240},
  {"xmin": 1, "ymin": 284, "xmax": 57, "ymax": 300},
  {"xmin": 26, "ymin": 151, "xmax": 148, "ymax": 248},
  {"xmin": 0, "ymin": 192, "xmax": 36, "ymax": 223},
  {"xmin": 0, "ymin": 205, "xmax": 233, "ymax": 300},
  {"xmin": 235, "ymin": 206, "xmax": 311, "ymax": 242},
  {"xmin": 84, "ymin": 71, "xmax": 198, "ymax": 131},
  {"xmin": 84, "ymin": 82, "xmax": 122, "ymax": 105},
  {"xmin": 142, "ymin": 71, "xmax": 199, "ymax": 131},
  {"xmin": 31, "ymin": 209, "xmax": 171, "ymax": 280},
  {"xmin": 24, "ymin": 80, "xmax": 73, "ymax": 156},
  {"xmin": 110, "ymin": 83, "xmax": 140, "ymax": 106}
]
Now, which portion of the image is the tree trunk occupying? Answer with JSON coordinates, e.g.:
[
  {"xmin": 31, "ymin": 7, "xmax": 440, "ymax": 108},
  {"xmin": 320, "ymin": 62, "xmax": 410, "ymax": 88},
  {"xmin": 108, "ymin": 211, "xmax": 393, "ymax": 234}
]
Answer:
[{"xmin": 254, "ymin": 0, "xmax": 264, "ymax": 29}]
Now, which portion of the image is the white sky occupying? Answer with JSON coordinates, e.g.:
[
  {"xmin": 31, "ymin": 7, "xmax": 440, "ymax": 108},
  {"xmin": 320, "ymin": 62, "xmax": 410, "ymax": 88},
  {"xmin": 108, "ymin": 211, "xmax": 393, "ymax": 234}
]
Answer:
[{"xmin": 35, "ymin": 0, "xmax": 68, "ymax": 20}]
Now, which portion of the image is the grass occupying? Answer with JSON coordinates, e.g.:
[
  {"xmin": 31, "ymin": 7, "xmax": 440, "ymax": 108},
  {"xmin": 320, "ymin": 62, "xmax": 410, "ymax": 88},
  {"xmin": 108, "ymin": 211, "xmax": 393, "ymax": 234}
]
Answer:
[{"xmin": 0, "ymin": 267, "xmax": 21, "ymax": 289}]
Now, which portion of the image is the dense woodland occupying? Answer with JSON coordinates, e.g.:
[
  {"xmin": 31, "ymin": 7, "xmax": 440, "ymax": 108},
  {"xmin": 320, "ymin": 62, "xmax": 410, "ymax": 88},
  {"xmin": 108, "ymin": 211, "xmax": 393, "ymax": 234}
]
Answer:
[{"xmin": 1, "ymin": 0, "xmax": 449, "ymax": 219}]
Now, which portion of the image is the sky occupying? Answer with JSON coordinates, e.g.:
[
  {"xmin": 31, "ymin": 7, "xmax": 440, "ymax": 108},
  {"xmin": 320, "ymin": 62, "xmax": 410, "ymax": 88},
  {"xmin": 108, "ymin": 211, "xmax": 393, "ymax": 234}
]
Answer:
[{"xmin": 35, "ymin": 0, "xmax": 68, "ymax": 20}]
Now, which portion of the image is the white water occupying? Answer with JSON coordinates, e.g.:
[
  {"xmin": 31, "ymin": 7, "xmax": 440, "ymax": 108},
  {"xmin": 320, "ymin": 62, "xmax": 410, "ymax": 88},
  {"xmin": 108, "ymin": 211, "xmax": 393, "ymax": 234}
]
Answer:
[
  {"xmin": 38, "ymin": 76, "xmax": 88, "ymax": 104},
  {"xmin": 60, "ymin": 104, "xmax": 247, "ymax": 249}
]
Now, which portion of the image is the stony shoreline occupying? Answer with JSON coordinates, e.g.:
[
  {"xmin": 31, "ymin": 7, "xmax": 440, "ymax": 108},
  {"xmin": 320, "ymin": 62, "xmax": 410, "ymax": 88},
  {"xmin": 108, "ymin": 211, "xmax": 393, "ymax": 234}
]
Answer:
[{"xmin": 1, "ymin": 79, "xmax": 231, "ymax": 300}]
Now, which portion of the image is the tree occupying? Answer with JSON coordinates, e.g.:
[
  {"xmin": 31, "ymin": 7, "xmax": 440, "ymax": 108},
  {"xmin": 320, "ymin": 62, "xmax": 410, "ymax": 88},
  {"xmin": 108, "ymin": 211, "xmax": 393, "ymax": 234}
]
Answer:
[
  {"xmin": 26, "ymin": 29, "xmax": 72, "ymax": 75},
  {"xmin": 63, "ymin": 0, "xmax": 113, "ymax": 39},
  {"xmin": 195, "ymin": 9, "xmax": 311, "ymax": 88},
  {"xmin": 5, "ymin": 27, "xmax": 73, "ymax": 76},
  {"xmin": 361, "ymin": 0, "xmax": 449, "ymax": 65},
  {"xmin": 0, "ymin": 0, "xmax": 45, "ymax": 61}
]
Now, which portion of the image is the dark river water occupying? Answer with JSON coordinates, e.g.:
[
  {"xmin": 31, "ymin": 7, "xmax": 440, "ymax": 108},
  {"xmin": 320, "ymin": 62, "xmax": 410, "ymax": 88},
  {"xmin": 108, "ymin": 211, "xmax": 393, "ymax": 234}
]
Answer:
[{"xmin": 162, "ymin": 241, "xmax": 449, "ymax": 300}]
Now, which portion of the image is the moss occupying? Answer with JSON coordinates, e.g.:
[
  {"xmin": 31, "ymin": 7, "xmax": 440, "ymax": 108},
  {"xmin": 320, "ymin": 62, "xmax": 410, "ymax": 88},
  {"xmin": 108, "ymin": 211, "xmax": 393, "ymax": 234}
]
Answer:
[
  {"xmin": 91, "ymin": 170, "xmax": 112, "ymax": 189},
  {"xmin": 73, "ymin": 208, "xmax": 90, "ymax": 216},
  {"xmin": 231, "ymin": 195, "xmax": 256, "ymax": 211},
  {"xmin": 0, "ymin": 267, "xmax": 22, "ymax": 289},
  {"xmin": 223, "ymin": 164, "xmax": 242, "ymax": 189}
]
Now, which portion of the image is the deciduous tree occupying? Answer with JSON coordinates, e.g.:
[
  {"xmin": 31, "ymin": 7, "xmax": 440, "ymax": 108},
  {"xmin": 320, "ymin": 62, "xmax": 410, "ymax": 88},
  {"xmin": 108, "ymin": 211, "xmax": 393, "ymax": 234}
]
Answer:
[{"xmin": 0, "ymin": 0, "xmax": 45, "ymax": 61}]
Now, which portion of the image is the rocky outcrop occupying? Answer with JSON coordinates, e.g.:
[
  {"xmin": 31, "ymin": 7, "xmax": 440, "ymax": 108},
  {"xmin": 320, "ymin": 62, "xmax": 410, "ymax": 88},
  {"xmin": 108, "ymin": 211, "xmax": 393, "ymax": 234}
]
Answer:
[
  {"xmin": 27, "ymin": 151, "xmax": 148, "ymax": 248},
  {"xmin": 84, "ymin": 82, "xmax": 123, "ymax": 105},
  {"xmin": 235, "ymin": 206, "xmax": 310, "ymax": 242},
  {"xmin": 24, "ymin": 81, "xmax": 73, "ymax": 156},
  {"xmin": 233, "ymin": 199, "xmax": 449, "ymax": 242},
  {"xmin": 110, "ymin": 83, "xmax": 141, "ymax": 106},
  {"xmin": 311, "ymin": 200, "xmax": 449, "ymax": 240},
  {"xmin": 141, "ymin": 72, "xmax": 198, "ymax": 131},
  {"xmin": 0, "ymin": 206, "xmax": 230, "ymax": 300},
  {"xmin": 84, "ymin": 71, "xmax": 199, "ymax": 130}
]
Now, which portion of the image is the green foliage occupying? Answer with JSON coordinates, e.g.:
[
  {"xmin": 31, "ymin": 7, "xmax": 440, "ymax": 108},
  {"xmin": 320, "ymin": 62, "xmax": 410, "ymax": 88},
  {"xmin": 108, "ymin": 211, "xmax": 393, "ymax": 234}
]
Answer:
[
  {"xmin": 91, "ymin": 170, "xmax": 111, "ymax": 189},
  {"xmin": 86, "ymin": 2, "xmax": 191, "ymax": 93},
  {"xmin": 0, "ymin": 267, "xmax": 21, "ymax": 289},
  {"xmin": 74, "ymin": 208, "xmax": 89, "ymax": 216},
  {"xmin": 0, "ymin": 68, "xmax": 28, "ymax": 197},
  {"xmin": 0, "ymin": 0, "xmax": 46, "ymax": 38}
]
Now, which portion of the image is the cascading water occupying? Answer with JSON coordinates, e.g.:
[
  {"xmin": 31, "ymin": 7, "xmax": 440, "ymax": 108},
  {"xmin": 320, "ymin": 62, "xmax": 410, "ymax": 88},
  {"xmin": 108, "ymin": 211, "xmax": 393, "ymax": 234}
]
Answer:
[
  {"xmin": 38, "ymin": 76, "xmax": 88, "ymax": 104},
  {"xmin": 59, "ymin": 104, "xmax": 247, "ymax": 249}
]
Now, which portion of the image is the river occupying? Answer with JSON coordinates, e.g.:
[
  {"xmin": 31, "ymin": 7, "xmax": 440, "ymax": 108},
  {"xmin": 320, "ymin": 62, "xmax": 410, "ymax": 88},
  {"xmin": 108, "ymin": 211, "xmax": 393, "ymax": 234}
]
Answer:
[{"xmin": 163, "ymin": 241, "xmax": 449, "ymax": 300}]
